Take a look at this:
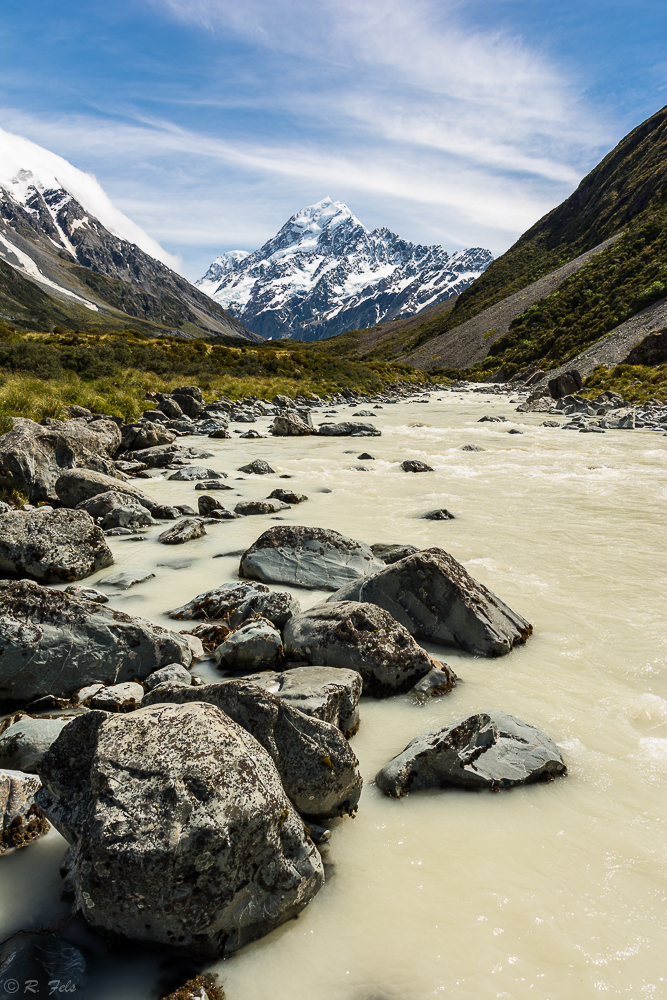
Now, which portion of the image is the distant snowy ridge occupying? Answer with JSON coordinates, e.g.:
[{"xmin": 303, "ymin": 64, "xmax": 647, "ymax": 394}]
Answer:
[{"xmin": 196, "ymin": 197, "xmax": 493, "ymax": 340}]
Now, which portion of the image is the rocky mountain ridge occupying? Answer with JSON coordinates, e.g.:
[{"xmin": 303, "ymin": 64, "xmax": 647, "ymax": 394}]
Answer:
[{"xmin": 197, "ymin": 197, "xmax": 492, "ymax": 340}]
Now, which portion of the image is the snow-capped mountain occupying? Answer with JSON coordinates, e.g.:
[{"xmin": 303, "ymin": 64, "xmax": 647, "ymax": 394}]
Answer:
[
  {"xmin": 196, "ymin": 197, "xmax": 493, "ymax": 340},
  {"xmin": 0, "ymin": 126, "xmax": 255, "ymax": 339}
]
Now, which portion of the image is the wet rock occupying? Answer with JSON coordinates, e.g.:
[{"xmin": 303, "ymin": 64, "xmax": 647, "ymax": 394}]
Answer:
[
  {"xmin": 330, "ymin": 548, "xmax": 532, "ymax": 657},
  {"xmin": 419, "ymin": 509, "xmax": 455, "ymax": 520},
  {"xmin": 239, "ymin": 525, "xmax": 382, "ymax": 590},
  {"xmin": 272, "ymin": 413, "xmax": 314, "ymax": 436},
  {"xmin": 64, "ymin": 584, "xmax": 108, "ymax": 603},
  {"xmin": 167, "ymin": 580, "xmax": 300, "ymax": 629},
  {"xmin": 161, "ymin": 974, "xmax": 223, "ymax": 1000},
  {"xmin": 121, "ymin": 420, "xmax": 177, "ymax": 451},
  {"xmin": 197, "ymin": 494, "xmax": 225, "ymax": 515},
  {"xmin": 234, "ymin": 500, "xmax": 287, "ymax": 516},
  {"xmin": 234, "ymin": 666, "xmax": 362, "ymax": 735},
  {"xmin": 153, "ymin": 505, "xmax": 181, "ymax": 519},
  {"xmin": 239, "ymin": 429, "xmax": 264, "ymax": 439},
  {"xmin": 267, "ymin": 488, "xmax": 308, "ymax": 504},
  {"xmin": 376, "ymin": 711, "xmax": 566, "ymax": 796},
  {"xmin": 507, "ymin": 428, "xmax": 523, "ymax": 434},
  {"xmin": 357, "ymin": 452, "xmax": 375, "ymax": 460},
  {"xmin": 0, "ymin": 931, "xmax": 88, "ymax": 996},
  {"xmin": 317, "ymin": 422, "xmax": 381, "ymax": 437},
  {"xmin": 0, "ymin": 580, "xmax": 192, "ymax": 706},
  {"xmin": 194, "ymin": 480, "xmax": 234, "ymax": 491},
  {"xmin": 0, "ymin": 416, "xmax": 121, "ymax": 503},
  {"xmin": 0, "ymin": 717, "xmax": 73, "ymax": 772},
  {"xmin": 478, "ymin": 415, "xmax": 506, "ymax": 423},
  {"xmin": 1, "ymin": 769, "xmax": 50, "ymax": 853},
  {"xmin": 145, "ymin": 663, "xmax": 192, "ymax": 690},
  {"xmin": 541, "ymin": 420, "xmax": 561, "ymax": 427},
  {"xmin": 400, "ymin": 460, "xmax": 433, "ymax": 473},
  {"xmin": 238, "ymin": 459, "xmax": 275, "ymax": 475},
  {"xmin": 283, "ymin": 601, "xmax": 449, "ymax": 698},
  {"xmin": 90, "ymin": 681, "xmax": 145, "ymax": 711},
  {"xmin": 168, "ymin": 467, "xmax": 226, "ymax": 482},
  {"xmin": 0, "ymin": 508, "xmax": 114, "ymax": 583},
  {"xmin": 208, "ymin": 508, "xmax": 242, "ymax": 520},
  {"xmin": 370, "ymin": 542, "xmax": 419, "ymax": 564},
  {"xmin": 141, "ymin": 682, "xmax": 362, "ymax": 819},
  {"xmin": 409, "ymin": 666, "xmax": 457, "ymax": 701},
  {"xmin": 120, "ymin": 444, "xmax": 208, "ymax": 469},
  {"xmin": 158, "ymin": 519, "xmax": 207, "ymax": 545},
  {"xmin": 213, "ymin": 618, "xmax": 283, "ymax": 671},
  {"xmin": 461, "ymin": 444, "xmax": 485, "ymax": 451},
  {"xmin": 36, "ymin": 704, "xmax": 324, "ymax": 955},
  {"xmin": 99, "ymin": 569, "xmax": 156, "ymax": 590},
  {"xmin": 55, "ymin": 468, "xmax": 158, "ymax": 511}
]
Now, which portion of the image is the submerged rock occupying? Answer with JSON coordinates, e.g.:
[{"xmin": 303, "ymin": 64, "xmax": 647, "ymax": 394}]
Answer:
[
  {"xmin": 329, "ymin": 548, "xmax": 532, "ymax": 657},
  {"xmin": 36, "ymin": 704, "xmax": 324, "ymax": 956},
  {"xmin": 142, "ymin": 681, "xmax": 362, "ymax": 819},
  {"xmin": 0, "ymin": 580, "xmax": 192, "ymax": 707},
  {"xmin": 0, "ymin": 509, "xmax": 114, "ymax": 583},
  {"xmin": 0, "ymin": 768, "xmax": 50, "ymax": 853},
  {"xmin": 376, "ymin": 711, "xmax": 566, "ymax": 795},
  {"xmin": 283, "ymin": 601, "xmax": 454, "ymax": 698},
  {"xmin": 167, "ymin": 580, "xmax": 300, "ymax": 629},
  {"xmin": 239, "ymin": 525, "xmax": 382, "ymax": 590}
]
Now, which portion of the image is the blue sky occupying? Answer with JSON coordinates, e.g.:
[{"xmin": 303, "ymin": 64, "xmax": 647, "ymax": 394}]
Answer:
[{"xmin": 1, "ymin": 0, "xmax": 665, "ymax": 278}]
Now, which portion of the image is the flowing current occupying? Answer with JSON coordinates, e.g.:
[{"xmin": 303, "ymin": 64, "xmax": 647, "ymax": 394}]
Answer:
[{"xmin": 2, "ymin": 389, "xmax": 666, "ymax": 999}]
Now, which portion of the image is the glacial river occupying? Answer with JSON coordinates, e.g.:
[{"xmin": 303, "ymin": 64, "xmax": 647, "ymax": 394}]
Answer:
[{"xmin": 2, "ymin": 388, "xmax": 666, "ymax": 1000}]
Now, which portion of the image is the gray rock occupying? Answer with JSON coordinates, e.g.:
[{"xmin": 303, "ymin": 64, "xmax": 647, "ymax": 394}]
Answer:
[
  {"xmin": 90, "ymin": 681, "xmax": 144, "ymax": 711},
  {"xmin": 238, "ymin": 459, "xmax": 275, "ymax": 475},
  {"xmin": 55, "ymin": 468, "xmax": 158, "ymax": 511},
  {"xmin": 99, "ymin": 569, "xmax": 156, "ymax": 590},
  {"xmin": 272, "ymin": 413, "xmax": 314, "ymax": 436},
  {"xmin": 376, "ymin": 711, "xmax": 566, "ymax": 796},
  {"xmin": 283, "ymin": 601, "xmax": 453, "ymax": 698},
  {"xmin": 329, "ymin": 548, "xmax": 532, "ymax": 657},
  {"xmin": 152, "ymin": 505, "xmax": 181, "ymax": 519},
  {"xmin": 158, "ymin": 397, "xmax": 183, "ymax": 419},
  {"xmin": 144, "ymin": 663, "xmax": 192, "ymax": 690},
  {"xmin": 167, "ymin": 580, "xmax": 300, "ymax": 629},
  {"xmin": 0, "ymin": 417, "xmax": 121, "ymax": 503},
  {"xmin": 170, "ymin": 393, "xmax": 203, "ymax": 419},
  {"xmin": 119, "ymin": 444, "xmax": 205, "ymax": 468},
  {"xmin": 477, "ymin": 415, "xmax": 506, "ymax": 423},
  {"xmin": 158, "ymin": 519, "xmax": 207, "ymax": 545},
  {"xmin": 352, "ymin": 409, "xmax": 374, "ymax": 417},
  {"xmin": 1, "ymin": 768, "xmax": 50, "ymax": 853},
  {"xmin": 0, "ymin": 509, "xmax": 114, "ymax": 583},
  {"xmin": 548, "ymin": 370, "xmax": 582, "ymax": 399},
  {"xmin": 64, "ymin": 585, "xmax": 108, "ymax": 603},
  {"xmin": 371, "ymin": 542, "xmax": 419, "ymax": 564},
  {"xmin": 207, "ymin": 426, "xmax": 231, "ymax": 438},
  {"xmin": 142, "ymin": 408, "xmax": 169, "ymax": 423},
  {"xmin": 234, "ymin": 666, "xmax": 362, "ymax": 736},
  {"xmin": 0, "ymin": 580, "xmax": 192, "ymax": 707},
  {"xmin": 317, "ymin": 422, "xmax": 381, "ymax": 437},
  {"xmin": 76, "ymin": 489, "xmax": 154, "ymax": 529},
  {"xmin": 120, "ymin": 420, "xmax": 177, "ymax": 451},
  {"xmin": 239, "ymin": 525, "xmax": 383, "ymax": 590},
  {"xmin": 197, "ymin": 494, "xmax": 225, "ymax": 515},
  {"xmin": 541, "ymin": 420, "xmax": 561, "ymax": 427},
  {"xmin": 409, "ymin": 666, "xmax": 457, "ymax": 701},
  {"xmin": 0, "ymin": 931, "xmax": 88, "ymax": 996},
  {"xmin": 420, "ymin": 509, "xmax": 455, "ymax": 520},
  {"xmin": 0, "ymin": 717, "xmax": 73, "ymax": 772},
  {"xmin": 401, "ymin": 459, "xmax": 433, "ymax": 472},
  {"xmin": 234, "ymin": 500, "xmax": 287, "ymax": 516},
  {"xmin": 461, "ymin": 444, "xmax": 485, "ymax": 451},
  {"xmin": 167, "ymin": 467, "xmax": 226, "ymax": 481},
  {"xmin": 172, "ymin": 385, "xmax": 204, "ymax": 403},
  {"xmin": 72, "ymin": 683, "xmax": 104, "ymax": 704},
  {"xmin": 36, "ymin": 704, "xmax": 324, "ymax": 955},
  {"xmin": 214, "ymin": 618, "xmax": 283, "ymax": 671},
  {"xmin": 141, "ymin": 682, "xmax": 362, "ymax": 819},
  {"xmin": 194, "ymin": 480, "xmax": 234, "ymax": 491},
  {"xmin": 267, "ymin": 488, "xmax": 308, "ymax": 504}
]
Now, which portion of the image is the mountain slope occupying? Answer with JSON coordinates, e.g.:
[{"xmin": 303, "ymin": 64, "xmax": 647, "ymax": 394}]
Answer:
[
  {"xmin": 197, "ymin": 197, "xmax": 492, "ymax": 340},
  {"xmin": 0, "ymin": 139, "xmax": 258, "ymax": 340}
]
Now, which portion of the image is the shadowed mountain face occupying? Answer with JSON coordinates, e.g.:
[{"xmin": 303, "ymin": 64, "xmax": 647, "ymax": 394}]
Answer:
[
  {"xmin": 0, "ymin": 170, "xmax": 259, "ymax": 340},
  {"xmin": 197, "ymin": 197, "xmax": 492, "ymax": 341}
]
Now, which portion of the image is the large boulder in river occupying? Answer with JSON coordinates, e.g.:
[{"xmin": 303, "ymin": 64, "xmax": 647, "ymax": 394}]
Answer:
[
  {"xmin": 330, "ymin": 548, "xmax": 532, "ymax": 657},
  {"xmin": 142, "ymin": 680, "xmax": 362, "ymax": 819},
  {"xmin": 0, "ymin": 417, "xmax": 122, "ymax": 502},
  {"xmin": 75, "ymin": 490, "xmax": 154, "ymax": 529},
  {"xmin": 232, "ymin": 666, "xmax": 362, "ymax": 736},
  {"xmin": 167, "ymin": 580, "xmax": 299, "ymax": 629},
  {"xmin": 0, "ymin": 509, "xmax": 114, "ymax": 583},
  {"xmin": 239, "ymin": 525, "xmax": 383, "ymax": 591},
  {"xmin": 272, "ymin": 413, "xmax": 314, "ymax": 436},
  {"xmin": 0, "ymin": 580, "xmax": 192, "ymax": 708},
  {"xmin": 213, "ymin": 618, "xmax": 283, "ymax": 672},
  {"xmin": 283, "ymin": 601, "xmax": 455, "ymax": 698},
  {"xmin": 55, "ymin": 468, "xmax": 158, "ymax": 510},
  {"xmin": 376, "ymin": 711, "xmax": 566, "ymax": 796},
  {"xmin": 36, "ymin": 704, "xmax": 324, "ymax": 956},
  {"xmin": 120, "ymin": 420, "xmax": 176, "ymax": 451},
  {"xmin": 317, "ymin": 421, "xmax": 380, "ymax": 437}
]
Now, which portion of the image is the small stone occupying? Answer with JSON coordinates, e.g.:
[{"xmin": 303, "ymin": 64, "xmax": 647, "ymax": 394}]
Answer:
[
  {"xmin": 99, "ymin": 570, "xmax": 156, "ymax": 590},
  {"xmin": 144, "ymin": 663, "xmax": 192, "ymax": 690},
  {"xmin": 214, "ymin": 618, "xmax": 284, "ymax": 672},
  {"xmin": 152, "ymin": 506, "xmax": 181, "ymax": 519},
  {"xmin": 267, "ymin": 489, "xmax": 308, "ymax": 504},
  {"xmin": 194, "ymin": 480, "xmax": 234, "ymax": 491},
  {"xmin": 409, "ymin": 666, "xmax": 457, "ymax": 701},
  {"xmin": 1, "ymin": 769, "xmax": 50, "ymax": 853},
  {"xmin": 420, "ymin": 509, "xmax": 455, "ymax": 520},
  {"xmin": 90, "ymin": 681, "xmax": 145, "ymax": 711},
  {"xmin": 158, "ymin": 519, "xmax": 207, "ymax": 545},
  {"xmin": 357, "ymin": 452, "xmax": 375, "ymax": 460},
  {"xmin": 234, "ymin": 500, "xmax": 287, "ymax": 516},
  {"xmin": 64, "ymin": 585, "xmax": 109, "ymax": 603},
  {"xmin": 461, "ymin": 444, "xmax": 484, "ymax": 451}
]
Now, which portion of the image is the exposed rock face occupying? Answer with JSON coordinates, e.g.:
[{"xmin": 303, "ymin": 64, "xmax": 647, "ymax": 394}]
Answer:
[
  {"xmin": 36, "ymin": 705, "xmax": 324, "ymax": 956},
  {"xmin": 142, "ymin": 681, "xmax": 362, "ymax": 819},
  {"xmin": 158, "ymin": 518, "xmax": 207, "ymax": 545},
  {"xmin": 0, "ymin": 716, "xmax": 72, "ymax": 772},
  {"xmin": 272, "ymin": 413, "xmax": 314, "ymax": 436},
  {"xmin": 76, "ymin": 490, "xmax": 154, "ymax": 529},
  {"xmin": 329, "ymin": 549, "xmax": 532, "ymax": 657},
  {"xmin": 239, "ymin": 525, "xmax": 383, "ymax": 591},
  {"xmin": 0, "ymin": 580, "xmax": 192, "ymax": 707},
  {"xmin": 214, "ymin": 619, "xmax": 283, "ymax": 672},
  {"xmin": 548, "ymin": 369, "xmax": 583, "ymax": 399},
  {"xmin": 370, "ymin": 542, "xmax": 419, "ymax": 564},
  {"xmin": 233, "ymin": 666, "xmax": 362, "ymax": 736},
  {"xmin": 283, "ymin": 601, "xmax": 454, "ymax": 698},
  {"xmin": 375, "ymin": 711, "xmax": 566, "ymax": 796},
  {"xmin": 317, "ymin": 422, "xmax": 381, "ymax": 437},
  {"xmin": 55, "ymin": 468, "xmax": 157, "ymax": 510},
  {"xmin": 0, "ymin": 509, "xmax": 114, "ymax": 583},
  {"xmin": 1, "ymin": 768, "xmax": 50, "ymax": 853},
  {"xmin": 0, "ymin": 417, "xmax": 122, "ymax": 502},
  {"xmin": 167, "ymin": 581, "xmax": 300, "ymax": 629},
  {"xmin": 120, "ymin": 421, "xmax": 177, "ymax": 452}
]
